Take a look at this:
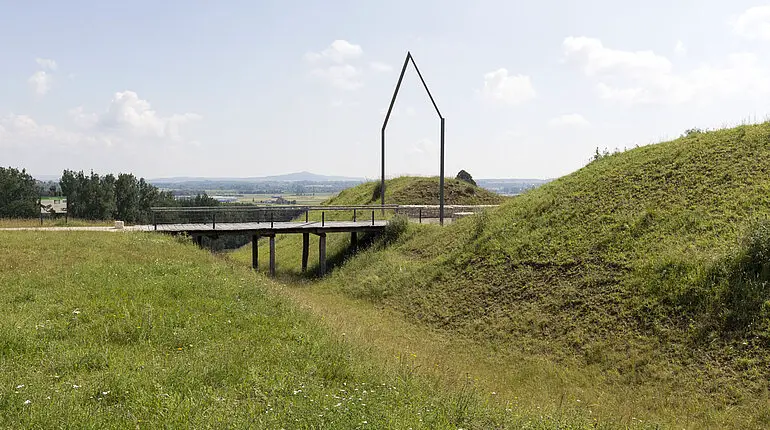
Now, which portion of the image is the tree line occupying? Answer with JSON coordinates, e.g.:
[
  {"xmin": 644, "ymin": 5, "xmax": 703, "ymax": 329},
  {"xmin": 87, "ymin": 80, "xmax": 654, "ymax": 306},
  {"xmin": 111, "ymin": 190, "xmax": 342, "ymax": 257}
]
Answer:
[{"xmin": 0, "ymin": 166, "xmax": 218, "ymax": 223}]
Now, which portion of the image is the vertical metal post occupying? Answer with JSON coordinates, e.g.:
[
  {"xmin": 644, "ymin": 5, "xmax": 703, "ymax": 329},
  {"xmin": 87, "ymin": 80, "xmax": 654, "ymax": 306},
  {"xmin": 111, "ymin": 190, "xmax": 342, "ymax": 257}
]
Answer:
[
  {"xmin": 440, "ymin": 117, "xmax": 445, "ymax": 226},
  {"xmin": 269, "ymin": 235, "xmax": 276, "ymax": 277},
  {"xmin": 305, "ymin": 210, "xmax": 309, "ymax": 222},
  {"xmin": 353, "ymin": 209, "xmax": 357, "ymax": 222},
  {"xmin": 322, "ymin": 212, "xmax": 325, "ymax": 227},
  {"xmin": 153, "ymin": 211, "xmax": 157, "ymax": 231},
  {"xmin": 419, "ymin": 208, "xmax": 422, "ymax": 224},
  {"xmin": 381, "ymin": 127, "xmax": 386, "ymax": 213},
  {"xmin": 213, "ymin": 212, "xmax": 216, "ymax": 230},
  {"xmin": 372, "ymin": 210, "xmax": 375, "ymax": 226},
  {"xmin": 251, "ymin": 234, "xmax": 259, "ymax": 269},
  {"xmin": 271, "ymin": 212, "xmax": 274, "ymax": 228},
  {"xmin": 301, "ymin": 233, "xmax": 309, "ymax": 273}
]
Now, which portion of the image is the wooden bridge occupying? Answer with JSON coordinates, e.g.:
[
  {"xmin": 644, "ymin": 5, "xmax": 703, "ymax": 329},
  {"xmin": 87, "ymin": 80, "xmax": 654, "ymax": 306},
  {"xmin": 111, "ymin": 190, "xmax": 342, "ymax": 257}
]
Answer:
[
  {"xmin": 145, "ymin": 204, "xmax": 496, "ymax": 277},
  {"xmin": 146, "ymin": 205, "xmax": 396, "ymax": 277}
]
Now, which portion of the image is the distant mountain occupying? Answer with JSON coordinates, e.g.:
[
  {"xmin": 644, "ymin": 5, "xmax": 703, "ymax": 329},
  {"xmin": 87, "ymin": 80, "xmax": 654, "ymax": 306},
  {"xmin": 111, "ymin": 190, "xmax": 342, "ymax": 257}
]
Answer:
[{"xmin": 150, "ymin": 171, "xmax": 366, "ymax": 183}]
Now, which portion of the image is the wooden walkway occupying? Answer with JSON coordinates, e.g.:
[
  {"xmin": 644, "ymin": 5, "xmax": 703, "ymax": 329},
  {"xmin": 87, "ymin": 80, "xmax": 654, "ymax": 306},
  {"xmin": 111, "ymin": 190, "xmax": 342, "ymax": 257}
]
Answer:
[
  {"xmin": 143, "ymin": 220, "xmax": 389, "ymax": 277},
  {"xmin": 137, "ymin": 220, "xmax": 387, "ymax": 234}
]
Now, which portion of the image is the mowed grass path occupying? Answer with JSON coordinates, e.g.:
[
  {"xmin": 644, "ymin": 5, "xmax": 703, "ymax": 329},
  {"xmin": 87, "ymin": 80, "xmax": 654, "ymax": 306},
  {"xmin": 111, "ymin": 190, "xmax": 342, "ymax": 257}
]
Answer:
[{"xmin": 0, "ymin": 231, "xmax": 608, "ymax": 429}]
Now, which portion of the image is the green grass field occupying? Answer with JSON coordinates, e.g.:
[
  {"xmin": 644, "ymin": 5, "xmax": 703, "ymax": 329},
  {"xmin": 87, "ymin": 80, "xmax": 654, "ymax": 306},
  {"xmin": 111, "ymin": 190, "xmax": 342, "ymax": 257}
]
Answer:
[
  {"xmin": 235, "ymin": 193, "xmax": 335, "ymax": 205},
  {"xmin": 0, "ymin": 231, "xmax": 622, "ymax": 429},
  {"xmin": 229, "ymin": 124, "xmax": 770, "ymax": 429},
  {"xmin": 0, "ymin": 218, "xmax": 113, "ymax": 228}
]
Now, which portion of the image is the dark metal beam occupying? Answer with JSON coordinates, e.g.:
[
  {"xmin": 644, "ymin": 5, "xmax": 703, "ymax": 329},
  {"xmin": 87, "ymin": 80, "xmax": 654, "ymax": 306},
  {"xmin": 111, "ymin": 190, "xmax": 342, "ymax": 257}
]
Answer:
[{"xmin": 381, "ymin": 51, "xmax": 446, "ymax": 225}]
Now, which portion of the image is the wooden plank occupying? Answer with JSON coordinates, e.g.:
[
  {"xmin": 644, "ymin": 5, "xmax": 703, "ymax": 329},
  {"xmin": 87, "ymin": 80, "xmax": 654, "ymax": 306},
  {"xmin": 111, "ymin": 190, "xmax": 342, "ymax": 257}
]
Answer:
[{"xmin": 301, "ymin": 233, "xmax": 309, "ymax": 273}]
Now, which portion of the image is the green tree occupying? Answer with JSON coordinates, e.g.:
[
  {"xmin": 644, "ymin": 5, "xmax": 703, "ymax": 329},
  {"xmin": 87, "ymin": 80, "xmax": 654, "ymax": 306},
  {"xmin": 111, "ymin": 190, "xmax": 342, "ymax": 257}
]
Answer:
[
  {"xmin": 115, "ymin": 173, "xmax": 140, "ymax": 222},
  {"xmin": 0, "ymin": 167, "xmax": 39, "ymax": 218}
]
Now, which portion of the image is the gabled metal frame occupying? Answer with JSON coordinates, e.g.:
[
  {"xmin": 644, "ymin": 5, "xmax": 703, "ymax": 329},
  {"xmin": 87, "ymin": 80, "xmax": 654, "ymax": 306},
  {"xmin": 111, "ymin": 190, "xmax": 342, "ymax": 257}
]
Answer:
[{"xmin": 381, "ymin": 52, "xmax": 446, "ymax": 225}]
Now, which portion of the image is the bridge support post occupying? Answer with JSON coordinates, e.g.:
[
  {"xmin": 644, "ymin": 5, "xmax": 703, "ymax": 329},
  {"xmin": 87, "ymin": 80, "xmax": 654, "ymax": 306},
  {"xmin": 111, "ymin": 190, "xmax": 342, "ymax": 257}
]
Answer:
[
  {"xmin": 195, "ymin": 235, "xmax": 203, "ymax": 248},
  {"xmin": 269, "ymin": 235, "xmax": 276, "ymax": 277},
  {"xmin": 351, "ymin": 232, "xmax": 358, "ymax": 253},
  {"xmin": 318, "ymin": 233, "xmax": 327, "ymax": 276},
  {"xmin": 251, "ymin": 234, "xmax": 259, "ymax": 269},
  {"xmin": 301, "ymin": 233, "xmax": 309, "ymax": 273}
]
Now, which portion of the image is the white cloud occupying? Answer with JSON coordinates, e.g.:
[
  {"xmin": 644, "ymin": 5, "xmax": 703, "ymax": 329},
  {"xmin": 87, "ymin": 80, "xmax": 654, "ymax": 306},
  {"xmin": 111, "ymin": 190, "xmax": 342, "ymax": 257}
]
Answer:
[
  {"xmin": 409, "ymin": 138, "xmax": 437, "ymax": 156},
  {"xmin": 35, "ymin": 58, "xmax": 57, "ymax": 71},
  {"xmin": 563, "ymin": 36, "xmax": 671, "ymax": 79},
  {"xmin": 310, "ymin": 64, "xmax": 363, "ymax": 90},
  {"xmin": 369, "ymin": 61, "xmax": 393, "ymax": 72},
  {"xmin": 28, "ymin": 71, "xmax": 52, "ymax": 96},
  {"xmin": 0, "ymin": 114, "xmax": 99, "ymax": 148},
  {"xmin": 674, "ymin": 40, "xmax": 686, "ymax": 55},
  {"xmin": 549, "ymin": 113, "xmax": 590, "ymax": 128},
  {"xmin": 480, "ymin": 69, "xmax": 536, "ymax": 105},
  {"xmin": 305, "ymin": 40, "xmax": 363, "ymax": 63},
  {"xmin": 732, "ymin": 6, "xmax": 770, "ymax": 40},
  {"xmin": 1, "ymin": 91, "xmax": 201, "ymax": 150},
  {"xmin": 563, "ymin": 36, "xmax": 770, "ymax": 105},
  {"xmin": 94, "ymin": 91, "xmax": 202, "ymax": 141}
]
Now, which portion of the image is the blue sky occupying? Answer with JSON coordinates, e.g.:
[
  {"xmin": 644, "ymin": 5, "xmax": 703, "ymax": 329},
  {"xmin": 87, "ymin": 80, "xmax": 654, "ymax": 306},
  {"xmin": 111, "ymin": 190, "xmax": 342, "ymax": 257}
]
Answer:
[{"xmin": 2, "ymin": 1, "xmax": 770, "ymax": 179}]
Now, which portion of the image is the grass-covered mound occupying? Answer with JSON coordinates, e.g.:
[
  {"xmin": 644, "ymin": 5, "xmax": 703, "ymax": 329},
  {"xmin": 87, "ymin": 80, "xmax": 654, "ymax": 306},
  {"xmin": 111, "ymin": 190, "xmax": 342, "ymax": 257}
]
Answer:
[
  {"xmin": 326, "ymin": 176, "xmax": 504, "ymax": 206},
  {"xmin": 0, "ymin": 231, "xmax": 591, "ymax": 428},
  {"xmin": 315, "ymin": 124, "xmax": 770, "ymax": 427}
]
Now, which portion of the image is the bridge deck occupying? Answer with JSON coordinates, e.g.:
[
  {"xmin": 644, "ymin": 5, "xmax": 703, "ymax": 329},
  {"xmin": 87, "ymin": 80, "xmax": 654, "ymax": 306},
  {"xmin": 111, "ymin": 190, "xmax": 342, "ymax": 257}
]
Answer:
[{"xmin": 136, "ymin": 220, "xmax": 388, "ymax": 235}]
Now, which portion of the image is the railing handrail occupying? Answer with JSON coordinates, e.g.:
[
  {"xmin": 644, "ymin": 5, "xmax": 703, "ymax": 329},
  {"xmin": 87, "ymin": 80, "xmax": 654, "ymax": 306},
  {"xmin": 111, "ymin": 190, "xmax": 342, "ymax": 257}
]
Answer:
[{"xmin": 149, "ymin": 204, "xmax": 400, "ymax": 213}]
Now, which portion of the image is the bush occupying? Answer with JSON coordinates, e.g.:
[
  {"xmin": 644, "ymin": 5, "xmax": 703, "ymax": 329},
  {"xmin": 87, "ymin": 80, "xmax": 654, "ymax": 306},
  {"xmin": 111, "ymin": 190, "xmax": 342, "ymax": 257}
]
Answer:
[
  {"xmin": 379, "ymin": 215, "xmax": 408, "ymax": 246},
  {"xmin": 717, "ymin": 220, "xmax": 770, "ymax": 331},
  {"xmin": 371, "ymin": 181, "xmax": 383, "ymax": 202}
]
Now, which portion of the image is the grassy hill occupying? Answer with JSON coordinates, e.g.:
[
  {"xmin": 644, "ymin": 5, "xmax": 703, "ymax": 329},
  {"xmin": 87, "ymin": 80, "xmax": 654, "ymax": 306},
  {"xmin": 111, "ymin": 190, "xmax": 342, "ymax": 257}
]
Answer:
[
  {"xmin": 0, "ymin": 231, "xmax": 598, "ymax": 428},
  {"xmin": 277, "ymin": 124, "xmax": 770, "ymax": 428},
  {"xmin": 325, "ymin": 176, "xmax": 504, "ymax": 206}
]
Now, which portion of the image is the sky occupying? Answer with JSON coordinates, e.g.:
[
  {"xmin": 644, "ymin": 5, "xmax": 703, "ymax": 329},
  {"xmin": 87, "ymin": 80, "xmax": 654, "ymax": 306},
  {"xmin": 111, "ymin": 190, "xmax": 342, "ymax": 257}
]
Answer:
[{"xmin": 3, "ymin": 1, "xmax": 770, "ymax": 180}]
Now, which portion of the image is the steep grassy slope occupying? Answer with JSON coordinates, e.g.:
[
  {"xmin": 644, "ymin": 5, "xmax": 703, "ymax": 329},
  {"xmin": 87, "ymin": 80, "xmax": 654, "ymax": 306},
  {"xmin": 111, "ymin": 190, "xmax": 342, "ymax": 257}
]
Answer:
[
  {"xmin": 307, "ymin": 125, "xmax": 770, "ymax": 428},
  {"xmin": 326, "ymin": 176, "xmax": 504, "ymax": 206},
  {"xmin": 0, "ymin": 231, "xmax": 596, "ymax": 428}
]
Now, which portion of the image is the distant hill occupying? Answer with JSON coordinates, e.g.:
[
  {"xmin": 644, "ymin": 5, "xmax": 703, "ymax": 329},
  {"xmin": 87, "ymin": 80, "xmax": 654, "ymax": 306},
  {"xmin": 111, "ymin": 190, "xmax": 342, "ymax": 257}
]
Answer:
[{"xmin": 150, "ymin": 171, "xmax": 366, "ymax": 183}]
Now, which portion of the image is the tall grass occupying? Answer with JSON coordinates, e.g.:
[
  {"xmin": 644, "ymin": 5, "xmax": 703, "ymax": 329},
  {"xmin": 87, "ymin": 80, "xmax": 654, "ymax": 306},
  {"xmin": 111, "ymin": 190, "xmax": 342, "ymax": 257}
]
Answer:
[{"xmin": 0, "ymin": 231, "xmax": 620, "ymax": 428}]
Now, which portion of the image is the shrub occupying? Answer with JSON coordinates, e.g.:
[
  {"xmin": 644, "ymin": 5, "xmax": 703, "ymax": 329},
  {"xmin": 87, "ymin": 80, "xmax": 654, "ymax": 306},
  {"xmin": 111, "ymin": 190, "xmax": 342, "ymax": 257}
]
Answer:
[
  {"xmin": 379, "ymin": 215, "xmax": 408, "ymax": 246},
  {"xmin": 717, "ymin": 220, "xmax": 770, "ymax": 331}
]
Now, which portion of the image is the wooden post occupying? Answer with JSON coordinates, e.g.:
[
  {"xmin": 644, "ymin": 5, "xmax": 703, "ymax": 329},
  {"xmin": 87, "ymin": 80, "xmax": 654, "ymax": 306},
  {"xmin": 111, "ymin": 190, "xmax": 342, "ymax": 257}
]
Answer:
[
  {"xmin": 351, "ymin": 232, "xmax": 358, "ymax": 252},
  {"xmin": 251, "ymin": 234, "xmax": 259, "ymax": 269},
  {"xmin": 319, "ymin": 233, "xmax": 327, "ymax": 276},
  {"xmin": 301, "ymin": 233, "xmax": 309, "ymax": 273},
  {"xmin": 269, "ymin": 235, "xmax": 276, "ymax": 277},
  {"xmin": 195, "ymin": 235, "xmax": 203, "ymax": 248}
]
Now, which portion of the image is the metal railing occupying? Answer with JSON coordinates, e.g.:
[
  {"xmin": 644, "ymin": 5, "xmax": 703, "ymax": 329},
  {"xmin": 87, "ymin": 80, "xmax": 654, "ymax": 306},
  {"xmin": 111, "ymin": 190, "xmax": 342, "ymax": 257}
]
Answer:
[{"xmin": 149, "ymin": 205, "xmax": 400, "ymax": 231}]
